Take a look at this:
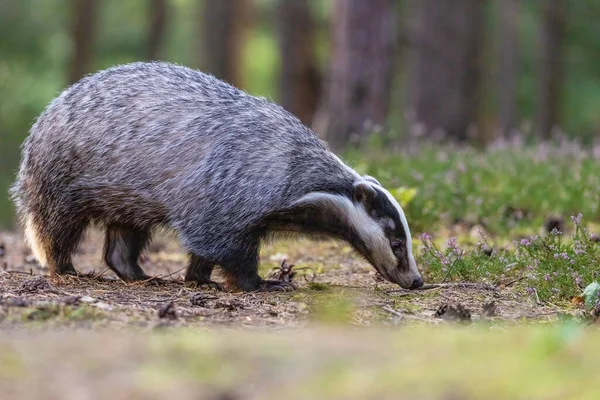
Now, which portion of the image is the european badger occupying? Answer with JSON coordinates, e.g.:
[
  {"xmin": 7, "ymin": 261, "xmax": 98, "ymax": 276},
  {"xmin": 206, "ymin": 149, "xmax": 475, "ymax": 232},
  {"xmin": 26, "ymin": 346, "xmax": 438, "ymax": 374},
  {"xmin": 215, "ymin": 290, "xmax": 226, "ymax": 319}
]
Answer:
[{"xmin": 10, "ymin": 62, "xmax": 424, "ymax": 292}]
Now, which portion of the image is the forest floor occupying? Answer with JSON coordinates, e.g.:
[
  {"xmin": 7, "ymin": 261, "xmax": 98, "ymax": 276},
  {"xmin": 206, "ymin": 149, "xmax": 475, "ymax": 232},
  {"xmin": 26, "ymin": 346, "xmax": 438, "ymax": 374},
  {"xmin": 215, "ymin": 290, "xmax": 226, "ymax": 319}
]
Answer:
[
  {"xmin": 0, "ymin": 229, "xmax": 576, "ymax": 331},
  {"xmin": 1, "ymin": 229, "xmax": 596, "ymax": 400}
]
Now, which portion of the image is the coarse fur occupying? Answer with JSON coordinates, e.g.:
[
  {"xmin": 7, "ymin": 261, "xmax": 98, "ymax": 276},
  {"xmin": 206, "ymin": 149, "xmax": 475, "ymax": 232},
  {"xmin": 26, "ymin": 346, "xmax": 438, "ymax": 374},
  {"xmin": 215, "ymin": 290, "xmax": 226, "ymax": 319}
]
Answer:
[{"xmin": 10, "ymin": 61, "xmax": 423, "ymax": 291}]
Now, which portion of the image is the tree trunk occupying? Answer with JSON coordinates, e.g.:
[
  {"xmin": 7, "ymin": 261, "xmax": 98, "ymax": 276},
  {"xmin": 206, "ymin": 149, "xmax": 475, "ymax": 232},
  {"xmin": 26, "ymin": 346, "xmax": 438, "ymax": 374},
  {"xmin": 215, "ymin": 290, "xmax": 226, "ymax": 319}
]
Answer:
[
  {"xmin": 68, "ymin": 0, "xmax": 97, "ymax": 84},
  {"xmin": 537, "ymin": 0, "xmax": 566, "ymax": 139},
  {"xmin": 313, "ymin": 0, "xmax": 397, "ymax": 151},
  {"xmin": 497, "ymin": 0, "xmax": 520, "ymax": 138},
  {"xmin": 407, "ymin": 0, "xmax": 484, "ymax": 142},
  {"xmin": 147, "ymin": 0, "xmax": 168, "ymax": 60},
  {"xmin": 200, "ymin": 0, "xmax": 250, "ymax": 88},
  {"xmin": 276, "ymin": 0, "xmax": 320, "ymax": 125}
]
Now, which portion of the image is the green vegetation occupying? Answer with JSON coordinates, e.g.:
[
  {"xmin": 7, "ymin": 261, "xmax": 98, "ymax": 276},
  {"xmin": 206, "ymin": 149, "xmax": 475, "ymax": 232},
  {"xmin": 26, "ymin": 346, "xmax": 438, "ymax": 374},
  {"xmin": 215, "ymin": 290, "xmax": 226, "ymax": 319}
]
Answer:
[
  {"xmin": 419, "ymin": 217, "xmax": 600, "ymax": 302},
  {"xmin": 346, "ymin": 141, "xmax": 600, "ymax": 235}
]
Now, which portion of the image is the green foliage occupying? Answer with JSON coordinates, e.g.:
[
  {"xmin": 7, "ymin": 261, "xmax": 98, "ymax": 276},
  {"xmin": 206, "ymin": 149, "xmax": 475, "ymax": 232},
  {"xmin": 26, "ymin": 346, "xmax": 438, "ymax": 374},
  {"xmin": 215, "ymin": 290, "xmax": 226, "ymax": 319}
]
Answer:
[
  {"xmin": 418, "ymin": 215, "xmax": 600, "ymax": 302},
  {"xmin": 583, "ymin": 282, "xmax": 600, "ymax": 309},
  {"xmin": 345, "ymin": 142, "xmax": 600, "ymax": 235}
]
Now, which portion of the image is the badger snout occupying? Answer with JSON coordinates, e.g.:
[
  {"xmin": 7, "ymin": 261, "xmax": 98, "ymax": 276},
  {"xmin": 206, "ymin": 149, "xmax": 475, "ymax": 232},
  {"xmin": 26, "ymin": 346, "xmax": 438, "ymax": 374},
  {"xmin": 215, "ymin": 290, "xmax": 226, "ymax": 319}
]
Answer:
[
  {"xmin": 386, "ymin": 258, "xmax": 424, "ymax": 290},
  {"xmin": 410, "ymin": 277, "xmax": 424, "ymax": 289},
  {"xmin": 391, "ymin": 272, "xmax": 424, "ymax": 290}
]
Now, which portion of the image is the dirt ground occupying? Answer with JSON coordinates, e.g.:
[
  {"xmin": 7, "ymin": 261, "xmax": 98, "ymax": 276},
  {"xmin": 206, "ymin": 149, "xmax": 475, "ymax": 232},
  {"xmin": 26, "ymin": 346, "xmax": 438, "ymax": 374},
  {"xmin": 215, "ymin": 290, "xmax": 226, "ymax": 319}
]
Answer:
[{"xmin": 0, "ymin": 229, "xmax": 574, "ymax": 330}]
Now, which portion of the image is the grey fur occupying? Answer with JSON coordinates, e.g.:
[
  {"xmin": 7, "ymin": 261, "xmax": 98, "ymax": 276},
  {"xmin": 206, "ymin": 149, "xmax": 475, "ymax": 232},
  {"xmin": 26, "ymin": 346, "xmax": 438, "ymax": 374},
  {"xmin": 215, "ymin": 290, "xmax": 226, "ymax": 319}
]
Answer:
[{"xmin": 10, "ymin": 61, "xmax": 423, "ymax": 291}]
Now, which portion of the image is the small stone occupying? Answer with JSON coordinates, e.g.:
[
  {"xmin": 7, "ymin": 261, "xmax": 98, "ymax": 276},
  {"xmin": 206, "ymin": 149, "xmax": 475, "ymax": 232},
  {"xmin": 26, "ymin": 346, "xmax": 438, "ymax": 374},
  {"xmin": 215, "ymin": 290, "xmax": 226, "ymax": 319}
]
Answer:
[
  {"xmin": 95, "ymin": 302, "xmax": 114, "ymax": 311},
  {"xmin": 79, "ymin": 296, "xmax": 96, "ymax": 303}
]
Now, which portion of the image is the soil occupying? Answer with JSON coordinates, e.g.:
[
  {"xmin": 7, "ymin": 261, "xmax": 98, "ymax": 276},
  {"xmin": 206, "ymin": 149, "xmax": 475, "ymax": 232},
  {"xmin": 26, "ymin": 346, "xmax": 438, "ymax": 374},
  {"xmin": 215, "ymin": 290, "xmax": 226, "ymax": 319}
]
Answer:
[{"xmin": 0, "ymin": 229, "xmax": 575, "ymax": 330}]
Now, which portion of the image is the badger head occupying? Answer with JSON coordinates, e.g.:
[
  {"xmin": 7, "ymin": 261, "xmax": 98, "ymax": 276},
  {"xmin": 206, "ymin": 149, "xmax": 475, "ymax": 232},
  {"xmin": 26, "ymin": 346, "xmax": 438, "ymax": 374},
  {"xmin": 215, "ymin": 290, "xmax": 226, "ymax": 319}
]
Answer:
[
  {"xmin": 289, "ymin": 175, "xmax": 423, "ymax": 289},
  {"xmin": 348, "ymin": 175, "xmax": 424, "ymax": 289}
]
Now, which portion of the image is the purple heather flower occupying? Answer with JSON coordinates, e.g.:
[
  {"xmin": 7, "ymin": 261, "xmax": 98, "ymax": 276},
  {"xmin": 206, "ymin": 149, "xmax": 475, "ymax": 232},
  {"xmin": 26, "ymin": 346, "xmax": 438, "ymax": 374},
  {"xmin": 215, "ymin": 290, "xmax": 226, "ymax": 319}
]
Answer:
[
  {"xmin": 446, "ymin": 237, "xmax": 461, "ymax": 256},
  {"xmin": 420, "ymin": 232, "xmax": 433, "ymax": 242},
  {"xmin": 526, "ymin": 287, "xmax": 535, "ymax": 295},
  {"xmin": 544, "ymin": 273, "xmax": 551, "ymax": 281}
]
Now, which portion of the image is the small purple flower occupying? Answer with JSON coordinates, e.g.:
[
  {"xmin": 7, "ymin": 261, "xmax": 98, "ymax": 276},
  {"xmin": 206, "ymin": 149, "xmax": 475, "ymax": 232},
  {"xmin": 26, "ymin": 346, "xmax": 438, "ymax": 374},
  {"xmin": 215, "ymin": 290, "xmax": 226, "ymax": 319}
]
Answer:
[
  {"xmin": 553, "ymin": 253, "xmax": 559, "ymax": 259},
  {"xmin": 446, "ymin": 237, "xmax": 462, "ymax": 257},
  {"xmin": 520, "ymin": 238, "xmax": 531, "ymax": 247},
  {"xmin": 420, "ymin": 232, "xmax": 433, "ymax": 242},
  {"xmin": 526, "ymin": 287, "xmax": 535, "ymax": 295},
  {"xmin": 440, "ymin": 255, "xmax": 451, "ymax": 267},
  {"xmin": 574, "ymin": 275, "xmax": 583, "ymax": 286},
  {"xmin": 527, "ymin": 265, "xmax": 535, "ymax": 272},
  {"xmin": 544, "ymin": 273, "xmax": 551, "ymax": 281},
  {"xmin": 571, "ymin": 213, "xmax": 583, "ymax": 226}
]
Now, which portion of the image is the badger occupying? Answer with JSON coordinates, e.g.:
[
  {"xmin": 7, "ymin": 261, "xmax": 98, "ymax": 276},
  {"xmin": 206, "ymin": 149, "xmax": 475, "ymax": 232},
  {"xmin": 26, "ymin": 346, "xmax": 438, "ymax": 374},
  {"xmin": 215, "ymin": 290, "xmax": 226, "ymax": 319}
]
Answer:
[{"xmin": 10, "ymin": 62, "xmax": 424, "ymax": 292}]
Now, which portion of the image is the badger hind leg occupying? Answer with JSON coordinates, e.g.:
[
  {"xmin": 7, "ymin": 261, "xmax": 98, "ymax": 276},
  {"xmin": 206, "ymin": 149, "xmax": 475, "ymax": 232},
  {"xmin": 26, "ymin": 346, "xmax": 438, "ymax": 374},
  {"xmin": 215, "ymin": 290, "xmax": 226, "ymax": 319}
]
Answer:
[
  {"xmin": 185, "ymin": 254, "xmax": 223, "ymax": 291},
  {"xmin": 103, "ymin": 225, "xmax": 153, "ymax": 282},
  {"xmin": 25, "ymin": 212, "xmax": 82, "ymax": 276}
]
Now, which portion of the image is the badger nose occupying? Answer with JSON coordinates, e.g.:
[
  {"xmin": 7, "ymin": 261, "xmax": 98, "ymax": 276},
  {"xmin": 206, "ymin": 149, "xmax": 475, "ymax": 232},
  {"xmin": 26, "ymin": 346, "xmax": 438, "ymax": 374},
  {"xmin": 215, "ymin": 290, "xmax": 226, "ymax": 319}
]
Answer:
[{"xmin": 410, "ymin": 277, "xmax": 424, "ymax": 290}]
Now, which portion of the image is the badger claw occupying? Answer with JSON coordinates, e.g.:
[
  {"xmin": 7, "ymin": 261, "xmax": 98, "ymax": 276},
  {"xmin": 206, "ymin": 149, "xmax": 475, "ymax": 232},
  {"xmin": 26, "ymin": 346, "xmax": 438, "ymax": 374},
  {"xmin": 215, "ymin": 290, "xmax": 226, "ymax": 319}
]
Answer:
[{"xmin": 257, "ymin": 280, "xmax": 297, "ymax": 292}]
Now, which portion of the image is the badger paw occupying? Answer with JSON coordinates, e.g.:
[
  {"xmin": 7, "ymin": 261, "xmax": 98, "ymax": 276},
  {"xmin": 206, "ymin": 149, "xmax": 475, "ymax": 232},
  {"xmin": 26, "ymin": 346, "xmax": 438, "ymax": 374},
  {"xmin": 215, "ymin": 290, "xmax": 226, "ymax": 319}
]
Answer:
[{"xmin": 257, "ymin": 280, "xmax": 297, "ymax": 292}]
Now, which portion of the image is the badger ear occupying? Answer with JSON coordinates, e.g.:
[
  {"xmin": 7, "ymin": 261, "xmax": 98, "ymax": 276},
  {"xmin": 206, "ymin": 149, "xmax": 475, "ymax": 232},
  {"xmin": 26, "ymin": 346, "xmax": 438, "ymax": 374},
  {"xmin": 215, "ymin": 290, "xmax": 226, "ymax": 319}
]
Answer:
[
  {"xmin": 363, "ymin": 175, "xmax": 381, "ymax": 186},
  {"xmin": 352, "ymin": 181, "xmax": 377, "ymax": 208}
]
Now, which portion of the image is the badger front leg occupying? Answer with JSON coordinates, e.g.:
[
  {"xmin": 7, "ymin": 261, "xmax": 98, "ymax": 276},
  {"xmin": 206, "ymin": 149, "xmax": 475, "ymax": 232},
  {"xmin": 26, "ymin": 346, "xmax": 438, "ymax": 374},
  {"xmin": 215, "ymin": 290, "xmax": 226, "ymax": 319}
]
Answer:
[
  {"xmin": 221, "ymin": 245, "xmax": 295, "ymax": 292},
  {"xmin": 185, "ymin": 254, "xmax": 224, "ymax": 291}
]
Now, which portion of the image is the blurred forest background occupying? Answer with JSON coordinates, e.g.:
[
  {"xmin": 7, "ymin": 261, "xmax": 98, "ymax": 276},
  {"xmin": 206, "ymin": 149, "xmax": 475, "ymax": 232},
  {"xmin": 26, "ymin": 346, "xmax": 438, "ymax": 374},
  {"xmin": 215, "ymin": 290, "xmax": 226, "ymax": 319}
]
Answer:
[{"xmin": 1, "ymin": 0, "xmax": 599, "ymax": 228}]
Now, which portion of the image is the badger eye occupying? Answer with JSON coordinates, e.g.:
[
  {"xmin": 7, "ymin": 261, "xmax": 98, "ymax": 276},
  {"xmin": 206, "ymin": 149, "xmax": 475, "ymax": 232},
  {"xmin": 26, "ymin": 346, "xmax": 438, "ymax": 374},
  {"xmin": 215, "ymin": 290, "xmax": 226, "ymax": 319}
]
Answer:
[{"xmin": 391, "ymin": 239, "xmax": 404, "ymax": 251}]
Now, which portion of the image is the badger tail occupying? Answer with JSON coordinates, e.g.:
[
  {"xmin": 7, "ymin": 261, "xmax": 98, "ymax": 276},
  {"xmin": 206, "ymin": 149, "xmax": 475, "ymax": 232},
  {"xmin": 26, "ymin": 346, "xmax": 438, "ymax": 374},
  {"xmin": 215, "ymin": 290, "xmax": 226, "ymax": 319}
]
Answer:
[
  {"xmin": 23, "ymin": 213, "xmax": 48, "ymax": 267},
  {"xmin": 10, "ymin": 177, "xmax": 48, "ymax": 267}
]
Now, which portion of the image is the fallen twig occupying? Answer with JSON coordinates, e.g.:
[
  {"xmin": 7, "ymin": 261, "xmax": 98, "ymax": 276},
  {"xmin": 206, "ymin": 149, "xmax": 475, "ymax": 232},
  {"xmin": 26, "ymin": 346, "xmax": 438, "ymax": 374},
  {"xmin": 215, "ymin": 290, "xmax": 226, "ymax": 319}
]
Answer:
[
  {"xmin": 129, "ymin": 266, "xmax": 188, "ymax": 285},
  {"xmin": 501, "ymin": 276, "xmax": 526, "ymax": 287},
  {"xmin": 386, "ymin": 282, "xmax": 498, "ymax": 294},
  {"xmin": 3, "ymin": 270, "xmax": 35, "ymax": 276},
  {"xmin": 92, "ymin": 268, "xmax": 111, "ymax": 280},
  {"xmin": 146, "ymin": 288, "xmax": 186, "ymax": 303}
]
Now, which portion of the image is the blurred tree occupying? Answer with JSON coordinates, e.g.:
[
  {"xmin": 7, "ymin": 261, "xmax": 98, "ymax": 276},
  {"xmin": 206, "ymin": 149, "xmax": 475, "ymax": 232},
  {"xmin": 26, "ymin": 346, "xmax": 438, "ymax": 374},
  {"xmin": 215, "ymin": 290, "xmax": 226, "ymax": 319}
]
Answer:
[
  {"xmin": 276, "ymin": 0, "xmax": 320, "ymax": 125},
  {"xmin": 314, "ymin": 0, "xmax": 397, "ymax": 151},
  {"xmin": 147, "ymin": 0, "xmax": 169, "ymax": 60},
  {"xmin": 537, "ymin": 0, "xmax": 566, "ymax": 139},
  {"xmin": 69, "ymin": 0, "xmax": 98, "ymax": 84},
  {"xmin": 497, "ymin": 0, "xmax": 520, "ymax": 138},
  {"xmin": 200, "ymin": 0, "xmax": 251, "ymax": 88},
  {"xmin": 407, "ymin": 0, "xmax": 484, "ymax": 142}
]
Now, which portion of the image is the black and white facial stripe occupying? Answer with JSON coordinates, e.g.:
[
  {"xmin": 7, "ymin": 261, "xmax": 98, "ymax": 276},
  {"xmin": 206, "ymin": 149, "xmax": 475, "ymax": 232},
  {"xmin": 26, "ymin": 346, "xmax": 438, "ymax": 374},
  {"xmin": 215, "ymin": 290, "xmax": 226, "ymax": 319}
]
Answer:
[{"xmin": 291, "ymin": 173, "xmax": 421, "ymax": 289}]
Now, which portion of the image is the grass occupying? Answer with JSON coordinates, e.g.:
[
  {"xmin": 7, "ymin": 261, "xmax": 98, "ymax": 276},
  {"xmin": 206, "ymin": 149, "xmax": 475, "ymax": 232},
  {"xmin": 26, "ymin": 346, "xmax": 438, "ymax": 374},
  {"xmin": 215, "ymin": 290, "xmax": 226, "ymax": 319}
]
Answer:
[
  {"xmin": 344, "ymin": 138, "xmax": 600, "ymax": 235},
  {"xmin": 418, "ymin": 217, "xmax": 600, "ymax": 303}
]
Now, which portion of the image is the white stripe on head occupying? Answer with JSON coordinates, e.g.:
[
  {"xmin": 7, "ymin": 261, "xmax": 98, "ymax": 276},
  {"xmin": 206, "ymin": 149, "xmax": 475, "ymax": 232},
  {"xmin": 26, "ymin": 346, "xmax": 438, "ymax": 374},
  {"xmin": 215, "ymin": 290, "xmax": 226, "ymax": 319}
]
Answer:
[
  {"xmin": 291, "ymin": 192, "xmax": 396, "ymax": 270},
  {"xmin": 361, "ymin": 180, "xmax": 415, "ymax": 263}
]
